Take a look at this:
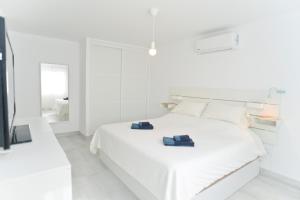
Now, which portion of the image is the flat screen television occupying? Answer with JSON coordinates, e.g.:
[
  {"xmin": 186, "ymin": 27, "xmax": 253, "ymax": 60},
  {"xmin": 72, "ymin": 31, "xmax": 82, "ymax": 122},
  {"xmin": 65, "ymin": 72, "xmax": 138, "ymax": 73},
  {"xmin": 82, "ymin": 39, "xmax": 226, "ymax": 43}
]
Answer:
[
  {"xmin": 0, "ymin": 17, "xmax": 32, "ymax": 151},
  {"xmin": 0, "ymin": 16, "xmax": 16, "ymax": 150}
]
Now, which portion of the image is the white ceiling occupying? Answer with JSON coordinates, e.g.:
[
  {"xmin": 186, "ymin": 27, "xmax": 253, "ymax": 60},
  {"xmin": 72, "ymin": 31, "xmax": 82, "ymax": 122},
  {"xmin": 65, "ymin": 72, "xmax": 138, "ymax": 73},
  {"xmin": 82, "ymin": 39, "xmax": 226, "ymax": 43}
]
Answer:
[{"xmin": 0, "ymin": 0, "xmax": 300, "ymax": 46}]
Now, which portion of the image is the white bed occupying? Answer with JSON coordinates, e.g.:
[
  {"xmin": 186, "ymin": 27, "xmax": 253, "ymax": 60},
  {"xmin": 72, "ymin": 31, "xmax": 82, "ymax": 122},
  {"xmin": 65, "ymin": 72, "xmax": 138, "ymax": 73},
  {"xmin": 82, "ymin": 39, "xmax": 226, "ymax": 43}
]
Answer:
[
  {"xmin": 54, "ymin": 99, "xmax": 69, "ymax": 121},
  {"xmin": 90, "ymin": 113, "xmax": 265, "ymax": 200}
]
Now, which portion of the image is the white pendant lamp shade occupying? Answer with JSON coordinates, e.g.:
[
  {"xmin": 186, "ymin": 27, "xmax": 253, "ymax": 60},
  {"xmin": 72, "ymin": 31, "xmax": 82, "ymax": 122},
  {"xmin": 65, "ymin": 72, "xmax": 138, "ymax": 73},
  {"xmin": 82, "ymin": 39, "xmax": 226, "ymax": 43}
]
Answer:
[
  {"xmin": 149, "ymin": 41, "xmax": 157, "ymax": 56},
  {"xmin": 149, "ymin": 8, "xmax": 159, "ymax": 56}
]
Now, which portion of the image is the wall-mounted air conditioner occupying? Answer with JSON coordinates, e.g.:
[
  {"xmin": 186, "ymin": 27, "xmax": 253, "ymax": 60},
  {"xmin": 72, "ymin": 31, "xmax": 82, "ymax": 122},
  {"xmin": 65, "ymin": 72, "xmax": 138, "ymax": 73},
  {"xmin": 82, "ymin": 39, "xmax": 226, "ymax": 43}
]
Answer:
[{"xmin": 195, "ymin": 32, "xmax": 239, "ymax": 54}]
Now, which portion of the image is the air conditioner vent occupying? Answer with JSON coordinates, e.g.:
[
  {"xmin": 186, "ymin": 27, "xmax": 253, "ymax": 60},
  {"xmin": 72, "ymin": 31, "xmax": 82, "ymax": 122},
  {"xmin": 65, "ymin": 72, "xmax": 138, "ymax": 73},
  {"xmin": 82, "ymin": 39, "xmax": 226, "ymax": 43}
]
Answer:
[{"xmin": 195, "ymin": 32, "xmax": 239, "ymax": 54}]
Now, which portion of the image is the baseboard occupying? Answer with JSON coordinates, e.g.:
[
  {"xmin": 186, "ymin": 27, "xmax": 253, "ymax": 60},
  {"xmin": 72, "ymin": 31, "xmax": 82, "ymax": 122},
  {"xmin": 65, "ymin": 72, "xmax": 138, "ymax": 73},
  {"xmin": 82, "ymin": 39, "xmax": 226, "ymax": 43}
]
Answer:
[
  {"xmin": 55, "ymin": 131, "xmax": 82, "ymax": 137},
  {"xmin": 260, "ymin": 168, "xmax": 300, "ymax": 190}
]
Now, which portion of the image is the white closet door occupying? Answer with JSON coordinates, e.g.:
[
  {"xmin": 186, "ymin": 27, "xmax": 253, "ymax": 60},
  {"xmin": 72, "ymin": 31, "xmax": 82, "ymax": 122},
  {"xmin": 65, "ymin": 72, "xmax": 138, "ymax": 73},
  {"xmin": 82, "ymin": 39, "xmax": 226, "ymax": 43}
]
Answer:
[
  {"xmin": 121, "ymin": 49, "xmax": 149, "ymax": 121},
  {"xmin": 88, "ymin": 45, "xmax": 122, "ymax": 133}
]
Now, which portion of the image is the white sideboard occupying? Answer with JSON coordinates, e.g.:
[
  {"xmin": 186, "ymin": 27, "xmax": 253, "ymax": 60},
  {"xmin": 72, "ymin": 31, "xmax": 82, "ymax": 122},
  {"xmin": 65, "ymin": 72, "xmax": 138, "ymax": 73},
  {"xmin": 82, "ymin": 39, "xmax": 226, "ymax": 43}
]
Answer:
[{"xmin": 0, "ymin": 118, "xmax": 72, "ymax": 200}]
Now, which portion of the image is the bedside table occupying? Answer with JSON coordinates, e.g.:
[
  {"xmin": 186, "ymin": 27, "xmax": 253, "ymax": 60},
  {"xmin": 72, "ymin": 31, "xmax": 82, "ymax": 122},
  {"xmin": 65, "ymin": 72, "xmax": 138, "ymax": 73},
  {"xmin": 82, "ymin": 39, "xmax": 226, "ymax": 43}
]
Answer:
[{"xmin": 249, "ymin": 116, "xmax": 280, "ymax": 145}]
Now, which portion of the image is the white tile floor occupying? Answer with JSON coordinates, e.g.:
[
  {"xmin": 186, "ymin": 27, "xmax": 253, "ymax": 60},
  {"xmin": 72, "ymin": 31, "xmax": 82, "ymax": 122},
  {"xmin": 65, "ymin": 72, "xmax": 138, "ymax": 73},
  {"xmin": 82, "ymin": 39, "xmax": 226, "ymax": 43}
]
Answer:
[{"xmin": 57, "ymin": 133, "xmax": 300, "ymax": 200}]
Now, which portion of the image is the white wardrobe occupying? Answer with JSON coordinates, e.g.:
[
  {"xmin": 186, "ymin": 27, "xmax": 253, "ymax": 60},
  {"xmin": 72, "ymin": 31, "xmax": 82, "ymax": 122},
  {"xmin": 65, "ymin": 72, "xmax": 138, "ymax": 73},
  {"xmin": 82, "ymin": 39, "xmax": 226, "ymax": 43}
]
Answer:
[{"xmin": 82, "ymin": 39, "xmax": 150, "ymax": 135}]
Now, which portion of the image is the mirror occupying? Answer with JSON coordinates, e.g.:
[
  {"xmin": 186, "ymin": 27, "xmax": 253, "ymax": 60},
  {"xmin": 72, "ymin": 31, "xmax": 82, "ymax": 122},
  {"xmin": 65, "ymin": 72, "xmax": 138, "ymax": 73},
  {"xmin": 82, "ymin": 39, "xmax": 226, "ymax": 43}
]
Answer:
[{"xmin": 40, "ymin": 63, "xmax": 69, "ymax": 123}]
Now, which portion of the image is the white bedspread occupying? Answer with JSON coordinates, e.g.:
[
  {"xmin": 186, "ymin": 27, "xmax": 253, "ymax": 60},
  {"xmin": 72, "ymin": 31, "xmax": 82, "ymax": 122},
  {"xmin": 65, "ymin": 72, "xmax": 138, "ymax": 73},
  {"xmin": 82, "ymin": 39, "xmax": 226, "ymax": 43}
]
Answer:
[{"xmin": 90, "ymin": 113, "xmax": 265, "ymax": 200}]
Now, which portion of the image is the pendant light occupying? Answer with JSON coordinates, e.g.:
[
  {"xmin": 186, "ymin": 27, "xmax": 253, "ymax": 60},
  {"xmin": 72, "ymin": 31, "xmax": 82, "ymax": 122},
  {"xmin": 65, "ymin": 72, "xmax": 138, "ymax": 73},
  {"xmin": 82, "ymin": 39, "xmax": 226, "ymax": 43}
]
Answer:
[{"xmin": 149, "ymin": 8, "xmax": 159, "ymax": 56}]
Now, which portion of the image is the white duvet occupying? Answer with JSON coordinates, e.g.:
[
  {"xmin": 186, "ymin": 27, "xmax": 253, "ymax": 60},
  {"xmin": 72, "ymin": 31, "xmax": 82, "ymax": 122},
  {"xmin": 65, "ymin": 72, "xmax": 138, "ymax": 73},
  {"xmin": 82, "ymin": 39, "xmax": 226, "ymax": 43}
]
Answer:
[{"xmin": 90, "ymin": 113, "xmax": 265, "ymax": 200}]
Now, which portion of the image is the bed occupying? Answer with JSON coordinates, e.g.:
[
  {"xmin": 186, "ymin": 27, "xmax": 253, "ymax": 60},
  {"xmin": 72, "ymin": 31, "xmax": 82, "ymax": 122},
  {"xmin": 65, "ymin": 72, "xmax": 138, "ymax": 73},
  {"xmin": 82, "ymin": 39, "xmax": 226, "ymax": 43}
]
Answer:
[
  {"xmin": 89, "ymin": 87, "xmax": 281, "ymax": 200},
  {"xmin": 54, "ymin": 99, "xmax": 69, "ymax": 121},
  {"xmin": 90, "ymin": 113, "xmax": 265, "ymax": 200}
]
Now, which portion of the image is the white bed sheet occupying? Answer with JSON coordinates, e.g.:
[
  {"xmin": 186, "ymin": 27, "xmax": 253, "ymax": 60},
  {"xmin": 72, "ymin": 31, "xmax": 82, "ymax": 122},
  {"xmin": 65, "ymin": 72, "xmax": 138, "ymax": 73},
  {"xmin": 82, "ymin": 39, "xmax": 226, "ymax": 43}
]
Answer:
[{"xmin": 90, "ymin": 113, "xmax": 265, "ymax": 200}]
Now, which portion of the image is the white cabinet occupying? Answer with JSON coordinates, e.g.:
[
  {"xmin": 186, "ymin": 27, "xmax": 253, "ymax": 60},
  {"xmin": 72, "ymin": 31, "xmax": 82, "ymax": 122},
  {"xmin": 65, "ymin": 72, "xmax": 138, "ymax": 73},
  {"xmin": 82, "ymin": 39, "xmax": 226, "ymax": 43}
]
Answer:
[
  {"xmin": 0, "ymin": 118, "xmax": 72, "ymax": 200},
  {"xmin": 121, "ymin": 49, "xmax": 149, "ymax": 121},
  {"xmin": 84, "ymin": 39, "xmax": 150, "ymax": 135},
  {"xmin": 88, "ymin": 45, "xmax": 122, "ymax": 133}
]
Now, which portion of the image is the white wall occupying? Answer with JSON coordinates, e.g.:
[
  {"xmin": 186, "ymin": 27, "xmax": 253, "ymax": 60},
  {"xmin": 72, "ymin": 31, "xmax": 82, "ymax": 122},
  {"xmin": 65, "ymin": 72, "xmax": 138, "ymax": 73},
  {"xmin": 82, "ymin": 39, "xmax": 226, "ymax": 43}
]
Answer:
[
  {"xmin": 79, "ymin": 40, "xmax": 87, "ymax": 134},
  {"xmin": 149, "ymin": 12, "xmax": 300, "ymax": 181},
  {"xmin": 9, "ymin": 31, "xmax": 81, "ymax": 133}
]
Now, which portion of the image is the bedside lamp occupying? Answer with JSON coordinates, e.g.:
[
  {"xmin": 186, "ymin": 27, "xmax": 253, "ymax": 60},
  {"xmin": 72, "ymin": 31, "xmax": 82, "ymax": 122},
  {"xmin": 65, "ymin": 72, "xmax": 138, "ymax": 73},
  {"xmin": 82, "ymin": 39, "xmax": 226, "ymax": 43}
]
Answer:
[
  {"xmin": 260, "ymin": 104, "xmax": 279, "ymax": 119},
  {"xmin": 246, "ymin": 101, "xmax": 281, "ymax": 132}
]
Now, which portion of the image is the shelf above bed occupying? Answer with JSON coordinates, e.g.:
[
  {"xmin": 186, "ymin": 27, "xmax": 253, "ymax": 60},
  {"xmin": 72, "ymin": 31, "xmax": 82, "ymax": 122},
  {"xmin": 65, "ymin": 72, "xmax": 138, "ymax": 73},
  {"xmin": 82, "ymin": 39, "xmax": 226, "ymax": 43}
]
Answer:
[{"xmin": 248, "ymin": 115, "xmax": 280, "ymax": 132}]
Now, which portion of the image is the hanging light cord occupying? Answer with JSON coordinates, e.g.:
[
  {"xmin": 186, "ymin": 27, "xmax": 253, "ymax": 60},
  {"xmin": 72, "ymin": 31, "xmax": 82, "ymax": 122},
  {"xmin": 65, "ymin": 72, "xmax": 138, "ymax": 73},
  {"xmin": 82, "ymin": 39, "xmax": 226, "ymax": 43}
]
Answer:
[
  {"xmin": 152, "ymin": 14, "xmax": 156, "ymax": 44},
  {"xmin": 148, "ymin": 8, "xmax": 159, "ymax": 56}
]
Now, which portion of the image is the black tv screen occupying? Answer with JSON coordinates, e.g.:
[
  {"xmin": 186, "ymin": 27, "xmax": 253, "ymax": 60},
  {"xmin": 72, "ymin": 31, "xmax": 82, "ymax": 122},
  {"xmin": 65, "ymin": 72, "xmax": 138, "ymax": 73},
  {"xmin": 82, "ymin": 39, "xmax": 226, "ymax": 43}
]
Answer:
[{"xmin": 0, "ymin": 16, "xmax": 16, "ymax": 150}]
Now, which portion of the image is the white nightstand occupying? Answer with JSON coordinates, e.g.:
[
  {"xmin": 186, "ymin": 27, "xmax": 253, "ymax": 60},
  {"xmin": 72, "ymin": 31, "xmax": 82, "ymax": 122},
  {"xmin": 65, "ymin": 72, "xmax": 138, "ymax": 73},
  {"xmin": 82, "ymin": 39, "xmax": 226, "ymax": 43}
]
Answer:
[{"xmin": 249, "ymin": 116, "xmax": 280, "ymax": 145}]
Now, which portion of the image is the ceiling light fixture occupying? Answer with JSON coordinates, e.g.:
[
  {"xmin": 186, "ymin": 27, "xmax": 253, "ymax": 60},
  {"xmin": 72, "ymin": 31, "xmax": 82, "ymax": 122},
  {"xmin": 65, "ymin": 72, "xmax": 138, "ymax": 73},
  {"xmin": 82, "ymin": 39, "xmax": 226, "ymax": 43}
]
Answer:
[{"xmin": 149, "ymin": 8, "xmax": 159, "ymax": 56}]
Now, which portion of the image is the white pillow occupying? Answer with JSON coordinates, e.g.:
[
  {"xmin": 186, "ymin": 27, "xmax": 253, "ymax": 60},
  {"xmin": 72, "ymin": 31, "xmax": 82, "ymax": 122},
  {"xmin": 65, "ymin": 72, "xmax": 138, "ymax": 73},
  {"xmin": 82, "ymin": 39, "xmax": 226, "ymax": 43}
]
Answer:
[
  {"xmin": 202, "ymin": 102, "xmax": 246, "ymax": 125},
  {"xmin": 171, "ymin": 101, "xmax": 207, "ymax": 117}
]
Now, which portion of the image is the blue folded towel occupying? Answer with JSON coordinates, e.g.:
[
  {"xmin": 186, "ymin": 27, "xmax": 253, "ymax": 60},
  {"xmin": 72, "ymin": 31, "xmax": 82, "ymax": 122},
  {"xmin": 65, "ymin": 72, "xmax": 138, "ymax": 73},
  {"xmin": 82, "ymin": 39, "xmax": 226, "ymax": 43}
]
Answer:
[
  {"xmin": 131, "ymin": 122, "xmax": 154, "ymax": 130},
  {"xmin": 173, "ymin": 135, "xmax": 190, "ymax": 142},
  {"xmin": 163, "ymin": 136, "xmax": 194, "ymax": 147},
  {"xmin": 139, "ymin": 122, "xmax": 151, "ymax": 127}
]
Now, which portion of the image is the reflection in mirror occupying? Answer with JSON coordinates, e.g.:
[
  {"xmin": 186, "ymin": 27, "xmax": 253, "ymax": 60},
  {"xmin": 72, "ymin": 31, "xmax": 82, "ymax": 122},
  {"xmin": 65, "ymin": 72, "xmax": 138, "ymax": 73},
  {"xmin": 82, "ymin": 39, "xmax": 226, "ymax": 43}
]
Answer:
[{"xmin": 41, "ymin": 63, "xmax": 69, "ymax": 123}]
